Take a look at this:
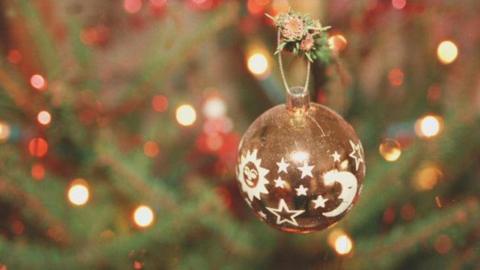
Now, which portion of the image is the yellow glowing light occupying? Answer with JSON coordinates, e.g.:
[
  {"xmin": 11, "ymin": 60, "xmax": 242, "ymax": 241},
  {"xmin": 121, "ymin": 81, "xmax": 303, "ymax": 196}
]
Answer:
[
  {"xmin": 203, "ymin": 96, "xmax": 226, "ymax": 119},
  {"xmin": 328, "ymin": 229, "xmax": 353, "ymax": 255},
  {"xmin": 437, "ymin": 40, "xmax": 458, "ymax": 65},
  {"xmin": 176, "ymin": 104, "xmax": 197, "ymax": 126},
  {"xmin": 37, "ymin": 110, "xmax": 51, "ymax": 125},
  {"xmin": 415, "ymin": 114, "xmax": 443, "ymax": 138},
  {"xmin": 413, "ymin": 163, "xmax": 442, "ymax": 191},
  {"xmin": 328, "ymin": 34, "xmax": 348, "ymax": 53},
  {"xmin": 247, "ymin": 52, "xmax": 270, "ymax": 78},
  {"xmin": 379, "ymin": 139, "xmax": 402, "ymax": 162},
  {"xmin": 0, "ymin": 121, "xmax": 11, "ymax": 142},
  {"xmin": 67, "ymin": 179, "xmax": 90, "ymax": 206},
  {"xmin": 133, "ymin": 205, "xmax": 155, "ymax": 228}
]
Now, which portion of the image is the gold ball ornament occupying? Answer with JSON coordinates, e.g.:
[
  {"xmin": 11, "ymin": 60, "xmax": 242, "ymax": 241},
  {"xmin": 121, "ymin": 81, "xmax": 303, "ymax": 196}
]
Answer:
[{"xmin": 236, "ymin": 87, "xmax": 366, "ymax": 233}]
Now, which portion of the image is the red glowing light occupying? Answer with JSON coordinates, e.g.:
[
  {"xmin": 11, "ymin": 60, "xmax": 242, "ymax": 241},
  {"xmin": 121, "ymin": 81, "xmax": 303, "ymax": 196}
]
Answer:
[
  {"xmin": 32, "ymin": 163, "xmax": 46, "ymax": 180},
  {"xmin": 7, "ymin": 49, "xmax": 22, "ymax": 64},
  {"xmin": 124, "ymin": 0, "xmax": 143, "ymax": 14},
  {"xmin": 28, "ymin": 137, "xmax": 48, "ymax": 157},
  {"xmin": 392, "ymin": 0, "xmax": 406, "ymax": 10},
  {"xmin": 388, "ymin": 68, "xmax": 404, "ymax": 87},
  {"xmin": 30, "ymin": 74, "xmax": 47, "ymax": 91},
  {"xmin": 247, "ymin": 0, "xmax": 271, "ymax": 15},
  {"xmin": 152, "ymin": 95, "xmax": 168, "ymax": 112}
]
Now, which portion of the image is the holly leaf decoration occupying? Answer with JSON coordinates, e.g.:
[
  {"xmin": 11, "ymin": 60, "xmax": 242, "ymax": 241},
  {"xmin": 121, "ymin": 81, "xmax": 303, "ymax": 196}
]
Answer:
[{"xmin": 267, "ymin": 10, "xmax": 332, "ymax": 64}]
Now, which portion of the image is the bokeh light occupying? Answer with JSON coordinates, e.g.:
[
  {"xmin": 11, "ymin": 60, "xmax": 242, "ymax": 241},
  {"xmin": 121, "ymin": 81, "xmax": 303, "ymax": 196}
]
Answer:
[
  {"xmin": 133, "ymin": 205, "xmax": 155, "ymax": 228},
  {"xmin": 67, "ymin": 179, "xmax": 90, "ymax": 206},
  {"xmin": 413, "ymin": 163, "xmax": 442, "ymax": 191},
  {"xmin": 152, "ymin": 95, "xmax": 168, "ymax": 112},
  {"xmin": 392, "ymin": 0, "xmax": 407, "ymax": 10},
  {"xmin": 124, "ymin": 0, "xmax": 142, "ymax": 14},
  {"xmin": 415, "ymin": 114, "xmax": 443, "ymax": 139},
  {"xmin": 437, "ymin": 40, "xmax": 458, "ymax": 65},
  {"xmin": 203, "ymin": 96, "xmax": 226, "ymax": 119},
  {"xmin": 388, "ymin": 68, "xmax": 404, "ymax": 87},
  {"xmin": 379, "ymin": 139, "xmax": 402, "ymax": 162},
  {"xmin": 434, "ymin": 234, "xmax": 453, "ymax": 254},
  {"xmin": 247, "ymin": 52, "xmax": 270, "ymax": 78},
  {"xmin": 328, "ymin": 34, "xmax": 348, "ymax": 53},
  {"xmin": 30, "ymin": 74, "xmax": 47, "ymax": 91},
  {"xmin": 37, "ymin": 111, "xmax": 52, "ymax": 125},
  {"xmin": 176, "ymin": 104, "xmax": 197, "ymax": 126},
  {"xmin": 144, "ymin": 141, "xmax": 160, "ymax": 158},
  {"xmin": 31, "ymin": 163, "xmax": 45, "ymax": 181},
  {"xmin": 328, "ymin": 229, "xmax": 353, "ymax": 255},
  {"xmin": 28, "ymin": 137, "xmax": 48, "ymax": 157},
  {"xmin": 0, "ymin": 121, "xmax": 11, "ymax": 142},
  {"xmin": 7, "ymin": 49, "xmax": 22, "ymax": 64}
]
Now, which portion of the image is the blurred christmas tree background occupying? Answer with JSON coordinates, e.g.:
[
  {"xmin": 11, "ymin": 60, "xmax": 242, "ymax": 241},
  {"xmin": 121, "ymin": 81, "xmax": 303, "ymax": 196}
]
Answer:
[{"xmin": 0, "ymin": 0, "xmax": 480, "ymax": 269}]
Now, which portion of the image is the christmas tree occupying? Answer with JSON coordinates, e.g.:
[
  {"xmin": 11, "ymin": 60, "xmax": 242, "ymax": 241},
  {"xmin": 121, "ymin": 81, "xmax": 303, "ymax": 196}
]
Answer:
[{"xmin": 0, "ymin": 0, "xmax": 479, "ymax": 269}]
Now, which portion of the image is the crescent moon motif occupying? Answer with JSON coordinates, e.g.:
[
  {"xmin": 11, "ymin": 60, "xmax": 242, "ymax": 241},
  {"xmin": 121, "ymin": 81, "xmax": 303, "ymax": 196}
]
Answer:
[{"xmin": 322, "ymin": 169, "xmax": 358, "ymax": 218}]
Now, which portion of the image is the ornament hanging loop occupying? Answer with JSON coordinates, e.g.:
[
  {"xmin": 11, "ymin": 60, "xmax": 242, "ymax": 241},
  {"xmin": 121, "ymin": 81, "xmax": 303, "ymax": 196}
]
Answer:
[{"xmin": 277, "ymin": 30, "xmax": 312, "ymax": 97}]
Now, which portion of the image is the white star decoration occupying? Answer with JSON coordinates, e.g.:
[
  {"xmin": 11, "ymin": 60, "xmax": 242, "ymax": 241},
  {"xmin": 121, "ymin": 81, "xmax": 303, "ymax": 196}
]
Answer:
[
  {"xmin": 258, "ymin": 211, "xmax": 267, "ymax": 219},
  {"xmin": 298, "ymin": 161, "xmax": 314, "ymax": 179},
  {"xmin": 295, "ymin": 185, "xmax": 308, "ymax": 196},
  {"xmin": 349, "ymin": 140, "xmax": 364, "ymax": 171},
  {"xmin": 276, "ymin": 158, "xmax": 289, "ymax": 174},
  {"xmin": 331, "ymin": 151, "xmax": 341, "ymax": 162},
  {"xmin": 312, "ymin": 195, "xmax": 328, "ymax": 209},
  {"xmin": 274, "ymin": 176, "xmax": 287, "ymax": 188},
  {"xmin": 266, "ymin": 199, "xmax": 305, "ymax": 226}
]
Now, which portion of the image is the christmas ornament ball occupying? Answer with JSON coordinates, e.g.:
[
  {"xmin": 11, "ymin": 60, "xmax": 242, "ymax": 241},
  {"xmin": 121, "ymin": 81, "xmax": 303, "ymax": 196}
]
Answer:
[{"xmin": 236, "ymin": 87, "xmax": 365, "ymax": 233}]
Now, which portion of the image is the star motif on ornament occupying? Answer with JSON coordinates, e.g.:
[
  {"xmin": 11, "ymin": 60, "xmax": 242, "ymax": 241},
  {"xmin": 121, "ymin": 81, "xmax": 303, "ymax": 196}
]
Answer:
[
  {"xmin": 298, "ymin": 161, "xmax": 314, "ymax": 179},
  {"xmin": 331, "ymin": 151, "xmax": 341, "ymax": 162},
  {"xmin": 276, "ymin": 158, "xmax": 290, "ymax": 174},
  {"xmin": 266, "ymin": 199, "xmax": 305, "ymax": 226},
  {"xmin": 274, "ymin": 176, "xmax": 287, "ymax": 188},
  {"xmin": 295, "ymin": 185, "xmax": 308, "ymax": 196},
  {"xmin": 258, "ymin": 211, "xmax": 267, "ymax": 219},
  {"xmin": 349, "ymin": 140, "xmax": 364, "ymax": 171},
  {"xmin": 237, "ymin": 149, "xmax": 270, "ymax": 201},
  {"xmin": 244, "ymin": 198, "xmax": 252, "ymax": 208},
  {"xmin": 312, "ymin": 195, "xmax": 328, "ymax": 209}
]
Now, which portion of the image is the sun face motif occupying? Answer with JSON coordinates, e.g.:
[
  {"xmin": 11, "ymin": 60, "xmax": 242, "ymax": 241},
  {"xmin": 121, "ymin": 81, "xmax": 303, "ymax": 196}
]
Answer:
[{"xmin": 237, "ymin": 149, "xmax": 270, "ymax": 201}]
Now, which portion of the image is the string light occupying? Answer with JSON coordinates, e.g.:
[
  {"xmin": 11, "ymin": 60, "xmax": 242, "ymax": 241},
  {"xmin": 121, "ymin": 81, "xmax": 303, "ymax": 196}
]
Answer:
[
  {"xmin": 30, "ymin": 74, "xmax": 47, "ymax": 91},
  {"xmin": 31, "ymin": 163, "xmax": 45, "ymax": 181},
  {"xmin": 328, "ymin": 229, "xmax": 353, "ymax": 255},
  {"xmin": 437, "ymin": 40, "xmax": 458, "ymax": 65},
  {"xmin": 392, "ymin": 0, "xmax": 407, "ymax": 10},
  {"xmin": 124, "ymin": 0, "xmax": 142, "ymax": 14},
  {"xmin": 379, "ymin": 139, "xmax": 402, "ymax": 162},
  {"xmin": 247, "ymin": 51, "xmax": 270, "ymax": 78},
  {"xmin": 37, "ymin": 110, "xmax": 52, "ymax": 125},
  {"xmin": 133, "ymin": 205, "xmax": 155, "ymax": 228},
  {"xmin": 7, "ymin": 49, "xmax": 22, "ymax": 64},
  {"xmin": 412, "ymin": 163, "xmax": 442, "ymax": 191},
  {"xmin": 0, "ymin": 121, "xmax": 11, "ymax": 142},
  {"xmin": 388, "ymin": 68, "xmax": 404, "ymax": 87},
  {"xmin": 328, "ymin": 34, "xmax": 348, "ymax": 53},
  {"xmin": 143, "ymin": 141, "xmax": 160, "ymax": 158},
  {"xmin": 152, "ymin": 95, "xmax": 168, "ymax": 112},
  {"xmin": 67, "ymin": 179, "xmax": 90, "ymax": 206},
  {"xmin": 28, "ymin": 137, "xmax": 48, "ymax": 157},
  {"xmin": 415, "ymin": 114, "xmax": 443, "ymax": 139},
  {"xmin": 176, "ymin": 104, "xmax": 197, "ymax": 126},
  {"xmin": 203, "ymin": 96, "xmax": 226, "ymax": 119}
]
